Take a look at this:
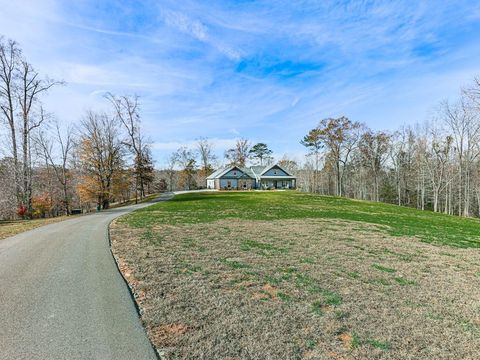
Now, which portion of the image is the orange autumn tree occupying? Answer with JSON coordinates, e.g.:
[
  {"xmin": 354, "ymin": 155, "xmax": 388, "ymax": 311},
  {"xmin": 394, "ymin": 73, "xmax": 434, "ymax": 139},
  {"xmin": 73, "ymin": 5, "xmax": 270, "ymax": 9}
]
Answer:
[
  {"xmin": 112, "ymin": 168, "xmax": 134, "ymax": 203},
  {"xmin": 77, "ymin": 111, "xmax": 124, "ymax": 209},
  {"xmin": 32, "ymin": 193, "xmax": 53, "ymax": 218}
]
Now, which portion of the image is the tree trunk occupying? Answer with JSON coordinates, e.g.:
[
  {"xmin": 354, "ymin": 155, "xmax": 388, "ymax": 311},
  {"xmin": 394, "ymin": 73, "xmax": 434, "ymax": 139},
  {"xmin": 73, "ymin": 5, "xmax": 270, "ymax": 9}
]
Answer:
[{"xmin": 102, "ymin": 199, "xmax": 110, "ymax": 210}]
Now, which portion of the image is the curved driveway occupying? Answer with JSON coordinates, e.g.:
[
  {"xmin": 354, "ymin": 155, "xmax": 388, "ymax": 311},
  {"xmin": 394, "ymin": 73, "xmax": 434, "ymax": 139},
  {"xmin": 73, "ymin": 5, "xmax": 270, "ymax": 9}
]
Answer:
[{"xmin": 0, "ymin": 194, "xmax": 174, "ymax": 360}]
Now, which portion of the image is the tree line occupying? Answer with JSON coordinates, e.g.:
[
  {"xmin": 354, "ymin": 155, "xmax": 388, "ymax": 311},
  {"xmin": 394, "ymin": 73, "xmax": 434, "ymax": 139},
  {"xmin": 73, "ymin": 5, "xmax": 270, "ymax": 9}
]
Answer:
[
  {"xmin": 299, "ymin": 77, "xmax": 480, "ymax": 217},
  {"xmin": 0, "ymin": 37, "xmax": 155, "ymax": 219}
]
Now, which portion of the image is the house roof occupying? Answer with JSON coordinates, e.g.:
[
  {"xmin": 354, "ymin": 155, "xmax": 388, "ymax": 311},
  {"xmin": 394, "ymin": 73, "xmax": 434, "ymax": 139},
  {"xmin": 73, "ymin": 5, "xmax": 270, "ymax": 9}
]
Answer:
[
  {"xmin": 250, "ymin": 165, "xmax": 265, "ymax": 179},
  {"xmin": 206, "ymin": 167, "xmax": 229, "ymax": 179},
  {"xmin": 260, "ymin": 164, "xmax": 293, "ymax": 176},
  {"xmin": 206, "ymin": 166, "xmax": 255, "ymax": 179},
  {"xmin": 207, "ymin": 164, "xmax": 296, "ymax": 180},
  {"xmin": 239, "ymin": 167, "xmax": 255, "ymax": 178}
]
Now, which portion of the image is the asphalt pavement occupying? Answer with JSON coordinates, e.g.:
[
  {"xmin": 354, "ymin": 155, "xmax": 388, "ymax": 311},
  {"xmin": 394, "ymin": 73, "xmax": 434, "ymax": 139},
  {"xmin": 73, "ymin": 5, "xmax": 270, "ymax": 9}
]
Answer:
[{"xmin": 0, "ymin": 194, "xmax": 175, "ymax": 360}]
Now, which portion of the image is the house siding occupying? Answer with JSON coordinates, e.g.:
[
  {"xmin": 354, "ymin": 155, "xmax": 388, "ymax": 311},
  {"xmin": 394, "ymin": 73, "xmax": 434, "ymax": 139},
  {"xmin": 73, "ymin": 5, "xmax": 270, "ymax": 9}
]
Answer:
[
  {"xmin": 220, "ymin": 178, "xmax": 238, "ymax": 189},
  {"xmin": 263, "ymin": 166, "xmax": 289, "ymax": 177}
]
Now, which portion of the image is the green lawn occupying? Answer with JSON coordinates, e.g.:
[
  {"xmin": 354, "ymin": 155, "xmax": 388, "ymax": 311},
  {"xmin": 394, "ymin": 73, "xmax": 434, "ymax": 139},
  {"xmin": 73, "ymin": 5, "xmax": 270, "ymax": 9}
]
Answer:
[
  {"xmin": 122, "ymin": 191, "xmax": 480, "ymax": 248},
  {"xmin": 111, "ymin": 191, "xmax": 480, "ymax": 359}
]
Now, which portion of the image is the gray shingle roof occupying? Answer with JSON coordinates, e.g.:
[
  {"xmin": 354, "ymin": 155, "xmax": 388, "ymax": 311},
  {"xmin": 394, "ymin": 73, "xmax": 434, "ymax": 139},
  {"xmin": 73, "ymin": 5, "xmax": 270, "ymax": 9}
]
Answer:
[
  {"xmin": 207, "ymin": 166, "xmax": 255, "ymax": 179},
  {"xmin": 240, "ymin": 167, "xmax": 255, "ymax": 178},
  {"xmin": 250, "ymin": 165, "xmax": 268, "ymax": 179},
  {"xmin": 207, "ymin": 164, "xmax": 296, "ymax": 180},
  {"xmin": 260, "ymin": 164, "xmax": 294, "ymax": 176},
  {"xmin": 206, "ymin": 167, "xmax": 229, "ymax": 179}
]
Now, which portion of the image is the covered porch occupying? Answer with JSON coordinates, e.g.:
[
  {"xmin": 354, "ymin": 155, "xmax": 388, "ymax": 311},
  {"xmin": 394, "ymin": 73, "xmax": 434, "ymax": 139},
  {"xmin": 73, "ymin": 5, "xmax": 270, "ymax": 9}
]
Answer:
[{"xmin": 259, "ymin": 177, "xmax": 296, "ymax": 190}]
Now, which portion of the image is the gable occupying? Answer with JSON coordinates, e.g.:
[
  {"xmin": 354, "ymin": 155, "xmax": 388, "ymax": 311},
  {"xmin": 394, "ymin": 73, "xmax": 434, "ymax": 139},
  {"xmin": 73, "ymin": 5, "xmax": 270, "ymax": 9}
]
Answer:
[
  {"xmin": 262, "ymin": 165, "xmax": 290, "ymax": 177},
  {"xmin": 220, "ymin": 167, "xmax": 253, "ymax": 179}
]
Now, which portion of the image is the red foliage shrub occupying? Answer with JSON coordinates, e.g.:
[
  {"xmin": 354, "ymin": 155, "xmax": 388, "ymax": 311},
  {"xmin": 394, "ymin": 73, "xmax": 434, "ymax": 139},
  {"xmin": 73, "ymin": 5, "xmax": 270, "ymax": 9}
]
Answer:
[{"xmin": 16, "ymin": 205, "xmax": 27, "ymax": 218}]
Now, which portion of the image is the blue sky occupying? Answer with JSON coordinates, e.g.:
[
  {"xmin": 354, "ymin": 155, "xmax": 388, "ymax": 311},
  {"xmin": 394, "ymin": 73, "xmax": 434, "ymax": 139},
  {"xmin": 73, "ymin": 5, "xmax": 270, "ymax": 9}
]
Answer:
[{"xmin": 1, "ymin": 0, "xmax": 480, "ymax": 166}]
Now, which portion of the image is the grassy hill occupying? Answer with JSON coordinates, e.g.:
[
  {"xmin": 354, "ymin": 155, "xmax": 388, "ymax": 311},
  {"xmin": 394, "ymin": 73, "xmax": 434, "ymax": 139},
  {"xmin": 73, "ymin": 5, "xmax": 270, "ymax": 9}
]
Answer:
[
  {"xmin": 123, "ymin": 191, "xmax": 480, "ymax": 247},
  {"xmin": 111, "ymin": 191, "xmax": 480, "ymax": 359}
]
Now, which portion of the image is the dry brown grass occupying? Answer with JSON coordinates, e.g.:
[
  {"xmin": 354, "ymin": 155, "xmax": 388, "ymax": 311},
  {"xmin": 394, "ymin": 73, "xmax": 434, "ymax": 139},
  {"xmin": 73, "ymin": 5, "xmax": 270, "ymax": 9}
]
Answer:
[
  {"xmin": 111, "ymin": 218, "xmax": 480, "ymax": 359},
  {"xmin": 0, "ymin": 216, "xmax": 69, "ymax": 240},
  {"xmin": 0, "ymin": 194, "xmax": 159, "ymax": 241}
]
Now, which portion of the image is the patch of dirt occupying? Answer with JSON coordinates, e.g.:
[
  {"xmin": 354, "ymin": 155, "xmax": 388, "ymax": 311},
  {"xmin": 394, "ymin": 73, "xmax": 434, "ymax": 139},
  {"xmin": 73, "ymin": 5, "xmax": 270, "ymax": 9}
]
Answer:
[
  {"xmin": 338, "ymin": 333, "xmax": 353, "ymax": 350},
  {"xmin": 149, "ymin": 323, "xmax": 188, "ymax": 347}
]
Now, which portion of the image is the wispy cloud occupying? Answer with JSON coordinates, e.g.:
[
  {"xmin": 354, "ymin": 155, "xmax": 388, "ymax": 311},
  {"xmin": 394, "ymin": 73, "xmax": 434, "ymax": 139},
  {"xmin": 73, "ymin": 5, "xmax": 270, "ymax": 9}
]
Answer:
[{"xmin": 161, "ymin": 8, "xmax": 241, "ymax": 60}]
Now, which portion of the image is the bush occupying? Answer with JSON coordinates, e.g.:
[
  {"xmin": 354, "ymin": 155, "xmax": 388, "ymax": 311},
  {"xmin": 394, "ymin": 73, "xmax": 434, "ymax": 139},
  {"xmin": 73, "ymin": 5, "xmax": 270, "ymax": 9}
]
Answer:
[{"xmin": 16, "ymin": 205, "xmax": 27, "ymax": 219}]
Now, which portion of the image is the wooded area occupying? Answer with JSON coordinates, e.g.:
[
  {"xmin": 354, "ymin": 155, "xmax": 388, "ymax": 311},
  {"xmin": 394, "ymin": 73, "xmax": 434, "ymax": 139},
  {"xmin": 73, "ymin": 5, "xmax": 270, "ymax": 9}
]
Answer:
[
  {"xmin": 2, "ymin": 35, "xmax": 480, "ymax": 220},
  {"xmin": 0, "ymin": 37, "xmax": 156, "ymax": 220},
  {"xmin": 298, "ymin": 80, "xmax": 480, "ymax": 217}
]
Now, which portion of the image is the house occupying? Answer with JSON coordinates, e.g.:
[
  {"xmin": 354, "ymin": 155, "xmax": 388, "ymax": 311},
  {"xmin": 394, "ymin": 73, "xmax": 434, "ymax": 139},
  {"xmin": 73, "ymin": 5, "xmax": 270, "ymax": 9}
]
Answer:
[{"xmin": 206, "ymin": 164, "xmax": 296, "ymax": 190}]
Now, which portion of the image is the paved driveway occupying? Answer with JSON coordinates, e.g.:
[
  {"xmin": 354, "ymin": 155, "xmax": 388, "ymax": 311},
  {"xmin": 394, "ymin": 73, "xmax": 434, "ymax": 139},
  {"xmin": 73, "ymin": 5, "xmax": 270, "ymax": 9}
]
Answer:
[{"xmin": 0, "ymin": 195, "xmax": 175, "ymax": 360}]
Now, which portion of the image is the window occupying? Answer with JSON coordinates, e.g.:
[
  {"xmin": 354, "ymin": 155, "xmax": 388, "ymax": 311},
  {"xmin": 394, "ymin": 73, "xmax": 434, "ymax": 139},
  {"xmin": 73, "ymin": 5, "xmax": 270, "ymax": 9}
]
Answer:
[
  {"xmin": 233, "ymin": 171, "xmax": 236, "ymax": 175},
  {"xmin": 227, "ymin": 181, "xmax": 231, "ymax": 188},
  {"xmin": 274, "ymin": 170, "xmax": 277, "ymax": 175}
]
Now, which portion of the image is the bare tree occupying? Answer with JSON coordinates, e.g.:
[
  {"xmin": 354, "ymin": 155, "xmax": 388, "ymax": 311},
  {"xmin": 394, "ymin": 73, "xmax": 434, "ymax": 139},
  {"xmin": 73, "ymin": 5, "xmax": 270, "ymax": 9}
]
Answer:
[
  {"xmin": 0, "ymin": 38, "xmax": 21, "ymax": 204},
  {"xmin": 105, "ymin": 93, "xmax": 153, "ymax": 202},
  {"xmin": 175, "ymin": 146, "xmax": 197, "ymax": 190},
  {"xmin": 225, "ymin": 138, "xmax": 250, "ymax": 167},
  {"xmin": 78, "ymin": 111, "xmax": 124, "ymax": 210},
  {"xmin": 166, "ymin": 151, "xmax": 179, "ymax": 191},
  {"xmin": 278, "ymin": 155, "xmax": 298, "ymax": 175},
  {"xmin": 196, "ymin": 137, "xmax": 216, "ymax": 187},
  {"xmin": 317, "ymin": 117, "xmax": 362, "ymax": 196},
  {"xmin": 35, "ymin": 117, "xmax": 74, "ymax": 215},
  {"xmin": 19, "ymin": 60, "xmax": 63, "ymax": 215},
  {"xmin": 300, "ymin": 128, "xmax": 323, "ymax": 193},
  {"xmin": 359, "ymin": 130, "xmax": 390, "ymax": 201},
  {"xmin": 442, "ymin": 98, "xmax": 480, "ymax": 216},
  {"xmin": 0, "ymin": 37, "xmax": 63, "ymax": 217},
  {"xmin": 389, "ymin": 130, "xmax": 408, "ymax": 206}
]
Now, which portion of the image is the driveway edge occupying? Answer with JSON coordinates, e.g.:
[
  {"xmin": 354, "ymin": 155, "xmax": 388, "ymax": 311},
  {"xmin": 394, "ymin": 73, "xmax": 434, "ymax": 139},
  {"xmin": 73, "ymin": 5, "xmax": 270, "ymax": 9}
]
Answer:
[
  {"xmin": 106, "ymin": 191, "xmax": 212, "ymax": 359},
  {"xmin": 107, "ymin": 211, "xmax": 164, "ymax": 360}
]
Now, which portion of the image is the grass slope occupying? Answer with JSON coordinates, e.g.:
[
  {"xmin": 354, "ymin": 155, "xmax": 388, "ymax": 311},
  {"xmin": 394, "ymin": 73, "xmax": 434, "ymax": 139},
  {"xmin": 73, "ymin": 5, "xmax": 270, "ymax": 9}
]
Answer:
[
  {"xmin": 111, "ymin": 191, "xmax": 480, "ymax": 359},
  {"xmin": 123, "ymin": 191, "xmax": 480, "ymax": 248},
  {"xmin": 0, "ymin": 216, "xmax": 69, "ymax": 241}
]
